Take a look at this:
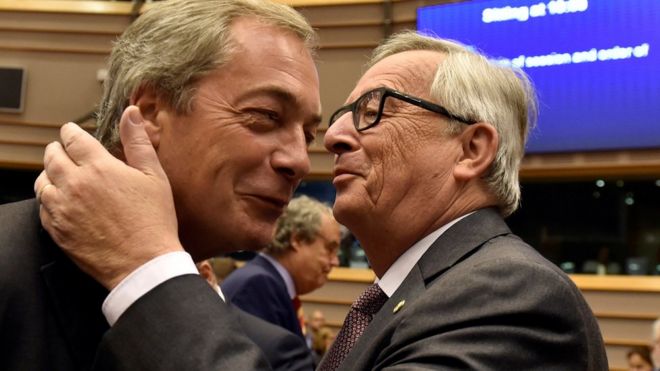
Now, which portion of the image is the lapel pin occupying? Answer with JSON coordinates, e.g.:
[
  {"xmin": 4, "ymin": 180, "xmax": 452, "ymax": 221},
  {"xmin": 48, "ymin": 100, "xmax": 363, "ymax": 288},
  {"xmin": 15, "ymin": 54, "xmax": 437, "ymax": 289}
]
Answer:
[{"xmin": 393, "ymin": 300, "xmax": 405, "ymax": 314}]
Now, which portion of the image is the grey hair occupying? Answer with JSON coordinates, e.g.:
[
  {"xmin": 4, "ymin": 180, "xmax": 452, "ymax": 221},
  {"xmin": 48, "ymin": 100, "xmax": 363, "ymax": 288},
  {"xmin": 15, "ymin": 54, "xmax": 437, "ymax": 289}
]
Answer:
[
  {"xmin": 95, "ymin": 0, "xmax": 317, "ymax": 153},
  {"xmin": 265, "ymin": 195, "xmax": 333, "ymax": 256},
  {"xmin": 368, "ymin": 31, "xmax": 537, "ymax": 217}
]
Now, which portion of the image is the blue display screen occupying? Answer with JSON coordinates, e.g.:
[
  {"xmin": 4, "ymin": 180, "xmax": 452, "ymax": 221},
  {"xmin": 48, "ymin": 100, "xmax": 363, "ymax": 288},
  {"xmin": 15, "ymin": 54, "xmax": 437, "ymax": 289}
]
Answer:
[{"xmin": 417, "ymin": 0, "xmax": 660, "ymax": 153}]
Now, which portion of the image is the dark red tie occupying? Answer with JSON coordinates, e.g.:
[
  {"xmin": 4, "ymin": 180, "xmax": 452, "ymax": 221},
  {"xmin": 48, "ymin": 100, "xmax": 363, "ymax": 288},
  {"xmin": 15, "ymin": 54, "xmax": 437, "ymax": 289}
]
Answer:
[
  {"xmin": 318, "ymin": 283, "xmax": 388, "ymax": 371},
  {"xmin": 292, "ymin": 296, "xmax": 302, "ymax": 313}
]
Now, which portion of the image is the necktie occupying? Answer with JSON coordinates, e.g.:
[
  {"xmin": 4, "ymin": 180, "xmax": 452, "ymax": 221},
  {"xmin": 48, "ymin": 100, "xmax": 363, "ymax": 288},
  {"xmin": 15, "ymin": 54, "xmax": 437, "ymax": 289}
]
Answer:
[
  {"xmin": 292, "ymin": 296, "xmax": 305, "ymax": 331},
  {"xmin": 318, "ymin": 283, "xmax": 388, "ymax": 371}
]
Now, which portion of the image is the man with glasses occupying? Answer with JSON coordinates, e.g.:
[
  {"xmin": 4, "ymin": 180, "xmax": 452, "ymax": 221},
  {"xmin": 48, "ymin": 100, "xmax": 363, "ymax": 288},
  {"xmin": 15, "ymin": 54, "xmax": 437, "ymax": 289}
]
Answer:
[{"xmin": 36, "ymin": 31, "xmax": 607, "ymax": 369}]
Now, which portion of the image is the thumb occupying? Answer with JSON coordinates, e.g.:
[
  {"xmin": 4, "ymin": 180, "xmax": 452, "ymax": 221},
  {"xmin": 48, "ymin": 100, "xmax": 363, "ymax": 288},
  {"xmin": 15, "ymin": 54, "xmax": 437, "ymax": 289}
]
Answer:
[{"xmin": 119, "ymin": 105, "xmax": 166, "ymax": 178}]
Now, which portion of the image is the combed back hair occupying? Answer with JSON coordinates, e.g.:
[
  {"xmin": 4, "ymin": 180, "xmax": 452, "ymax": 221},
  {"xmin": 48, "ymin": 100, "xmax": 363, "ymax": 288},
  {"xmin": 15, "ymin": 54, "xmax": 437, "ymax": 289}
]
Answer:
[
  {"xmin": 265, "ymin": 195, "xmax": 333, "ymax": 256},
  {"xmin": 368, "ymin": 31, "xmax": 537, "ymax": 217},
  {"xmin": 95, "ymin": 0, "xmax": 317, "ymax": 153}
]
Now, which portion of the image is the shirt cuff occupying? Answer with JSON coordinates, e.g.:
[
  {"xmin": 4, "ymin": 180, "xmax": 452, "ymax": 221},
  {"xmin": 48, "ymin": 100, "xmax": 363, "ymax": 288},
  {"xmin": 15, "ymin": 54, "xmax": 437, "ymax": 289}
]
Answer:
[{"xmin": 102, "ymin": 251, "xmax": 198, "ymax": 326}]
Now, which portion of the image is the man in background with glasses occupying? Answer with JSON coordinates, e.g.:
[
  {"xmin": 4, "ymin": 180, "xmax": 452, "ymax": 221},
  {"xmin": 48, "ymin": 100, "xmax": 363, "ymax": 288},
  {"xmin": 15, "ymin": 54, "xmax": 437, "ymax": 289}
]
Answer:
[{"xmin": 36, "ymin": 31, "xmax": 607, "ymax": 369}]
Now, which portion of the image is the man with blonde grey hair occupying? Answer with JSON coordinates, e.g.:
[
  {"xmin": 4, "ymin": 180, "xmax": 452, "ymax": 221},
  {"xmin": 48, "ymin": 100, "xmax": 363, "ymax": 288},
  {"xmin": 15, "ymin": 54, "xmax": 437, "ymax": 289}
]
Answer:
[
  {"xmin": 3, "ymin": 0, "xmax": 322, "ymax": 369},
  {"xmin": 222, "ymin": 195, "xmax": 340, "ymax": 338},
  {"xmin": 37, "ymin": 30, "xmax": 607, "ymax": 370},
  {"xmin": 317, "ymin": 30, "xmax": 607, "ymax": 370}
]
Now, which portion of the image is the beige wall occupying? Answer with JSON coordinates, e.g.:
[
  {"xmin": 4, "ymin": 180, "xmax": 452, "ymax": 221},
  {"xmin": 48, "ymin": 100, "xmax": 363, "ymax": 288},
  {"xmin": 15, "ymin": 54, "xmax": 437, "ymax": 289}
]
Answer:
[
  {"xmin": 2, "ymin": 0, "xmax": 660, "ymax": 177},
  {"xmin": 1, "ymin": 2, "xmax": 659, "ymax": 370}
]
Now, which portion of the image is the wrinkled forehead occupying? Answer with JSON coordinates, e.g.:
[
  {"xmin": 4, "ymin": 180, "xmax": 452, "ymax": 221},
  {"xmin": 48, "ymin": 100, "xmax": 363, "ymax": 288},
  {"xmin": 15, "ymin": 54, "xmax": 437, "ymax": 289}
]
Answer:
[{"xmin": 351, "ymin": 50, "xmax": 445, "ymax": 101}]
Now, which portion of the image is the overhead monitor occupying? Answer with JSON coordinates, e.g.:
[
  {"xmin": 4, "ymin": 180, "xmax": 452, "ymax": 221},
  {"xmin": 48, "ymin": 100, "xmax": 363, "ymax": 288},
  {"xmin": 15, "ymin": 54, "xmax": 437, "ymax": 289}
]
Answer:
[{"xmin": 417, "ymin": 0, "xmax": 660, "ymax": 153}]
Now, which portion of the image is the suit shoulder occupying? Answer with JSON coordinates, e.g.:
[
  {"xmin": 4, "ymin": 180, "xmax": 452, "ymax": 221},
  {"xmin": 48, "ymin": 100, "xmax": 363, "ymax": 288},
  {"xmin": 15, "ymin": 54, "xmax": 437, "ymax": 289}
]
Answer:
[
  {"xmin": 464, "ymin": 234, "xmax": 578, "ymax": 292},
  {"xmin": 222, "ymin": 264, "xmax": 283, "ymax": 300},
  {"xmin": 0, "ymin": 199, "xmax": 44, "ymax": 279},
  {"xmin": 0, "ymin": 199, "xmax": 40, "ymax": 241}
]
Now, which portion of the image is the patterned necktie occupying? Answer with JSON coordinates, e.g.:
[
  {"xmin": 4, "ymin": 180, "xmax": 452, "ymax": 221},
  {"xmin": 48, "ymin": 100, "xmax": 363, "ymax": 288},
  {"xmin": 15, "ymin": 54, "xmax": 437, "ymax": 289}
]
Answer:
[{"xmin": 318, "ymin": 283, "xmax": 388, "ymax": 371}]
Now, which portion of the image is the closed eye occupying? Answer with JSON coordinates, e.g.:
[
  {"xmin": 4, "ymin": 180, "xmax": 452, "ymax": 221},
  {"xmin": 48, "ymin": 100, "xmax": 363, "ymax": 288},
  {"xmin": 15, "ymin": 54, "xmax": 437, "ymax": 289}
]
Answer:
[{"xmin": 305, "ymin": 130, "xmax": 317, "ymax": 146}]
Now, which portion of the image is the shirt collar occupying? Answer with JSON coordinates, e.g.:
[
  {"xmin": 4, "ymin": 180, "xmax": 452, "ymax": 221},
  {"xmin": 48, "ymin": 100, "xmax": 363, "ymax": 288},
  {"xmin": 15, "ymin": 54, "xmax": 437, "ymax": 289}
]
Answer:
[
  {"xmin": 259, "ymin": 252, "xmax": 297, "ymax": 299},
  {"xmin": 213, "ymin": 284, "xmax": 226, "ymax": 302},
  {"xmin": 377, "ymin": 212, "xmax": 474, "ymax": 297}
]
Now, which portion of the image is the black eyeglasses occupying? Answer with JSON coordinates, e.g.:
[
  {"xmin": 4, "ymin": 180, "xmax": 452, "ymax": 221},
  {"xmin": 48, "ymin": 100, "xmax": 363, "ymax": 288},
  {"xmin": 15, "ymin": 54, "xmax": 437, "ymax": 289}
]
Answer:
[{"xmin": 328, "ymin": 87, "xmax": 476, "ymax": 131}]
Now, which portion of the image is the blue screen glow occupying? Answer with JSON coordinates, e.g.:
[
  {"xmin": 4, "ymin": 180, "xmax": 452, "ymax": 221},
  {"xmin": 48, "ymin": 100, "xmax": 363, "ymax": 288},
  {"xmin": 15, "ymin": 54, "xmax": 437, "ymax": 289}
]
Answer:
[{"xmin": 417, "ymin": 0, "xmax": 660, "ymax": 153}]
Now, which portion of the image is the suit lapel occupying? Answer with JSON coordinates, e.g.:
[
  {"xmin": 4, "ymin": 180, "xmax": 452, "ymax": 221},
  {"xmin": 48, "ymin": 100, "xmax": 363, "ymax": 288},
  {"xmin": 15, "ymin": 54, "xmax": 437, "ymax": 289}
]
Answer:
[
  {"xmin": 39, "ymin": 230, "xmax": 109, "ymax": 369},
  {"xmin": 338, "ymin": 208, "xmax": 511, "ymax": 370},
  {"xmin": 338, "ymin": 266, "xmax": 426, "ymax": 370},
  {"xmin": 417, "ymin": 208, "xmax": 511, "ymax": 283}
]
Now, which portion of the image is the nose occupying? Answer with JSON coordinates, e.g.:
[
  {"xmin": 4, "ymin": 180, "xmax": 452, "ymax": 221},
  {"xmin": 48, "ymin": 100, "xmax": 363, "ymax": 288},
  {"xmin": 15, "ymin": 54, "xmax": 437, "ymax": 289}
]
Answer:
[
  {"xmin": 324, "ymin": 113, "xmax": 358, "ymax": 155},
  {"xmin": 272, "ymin": 130, "xmax": 310, "ymax": 182},
  {"xmin": 330, "ymin": 253, "xmax": 340, "ymax": 267}
]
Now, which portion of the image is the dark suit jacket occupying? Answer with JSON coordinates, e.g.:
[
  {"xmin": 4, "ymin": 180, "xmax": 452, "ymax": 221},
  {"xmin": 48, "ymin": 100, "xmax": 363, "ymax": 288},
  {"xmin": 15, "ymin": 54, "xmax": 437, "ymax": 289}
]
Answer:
[
  {"xmin": 222, "ymin": 254, "xmax": 303, "ymax": 338},
  {"xmin": 0, "ymin": 199, "xmax": 313, "ymax": 371},
  {"xmin": 0, "ymin": 199, "xmax": 109, "ymax": 371},
  {"xmin": 91, "ymin": 207, "xmax": 608, "ymax": 370},
  {"xmin": 334, "ymin": 208, "xmax": 608, "ymax": 370}
]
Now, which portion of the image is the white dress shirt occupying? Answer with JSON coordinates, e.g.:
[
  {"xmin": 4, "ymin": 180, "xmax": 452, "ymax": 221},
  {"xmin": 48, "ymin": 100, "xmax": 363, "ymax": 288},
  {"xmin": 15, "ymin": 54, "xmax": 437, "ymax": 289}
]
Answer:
[
  {"xmin": 102, "ymin": 251, "xmax": 199, "ymax": 325},
  {"xmin": 103, "ymin": 213, "xmax": 472, "ymax": 325},
  {"xmin": 377, "ymin": 212, "xmax": 473, "ymax": 297}
]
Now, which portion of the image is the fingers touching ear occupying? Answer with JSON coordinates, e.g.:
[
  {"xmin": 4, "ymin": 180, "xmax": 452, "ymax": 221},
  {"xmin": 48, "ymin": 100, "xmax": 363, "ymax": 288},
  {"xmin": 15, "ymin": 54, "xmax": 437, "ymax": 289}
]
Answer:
[
  {"xmin": 453, "ymin": 123, "xmax": 499, "ymax": 182},
  {"xmin": 130, "ymin": 84, "xmax": 166, "ymax": 149}
]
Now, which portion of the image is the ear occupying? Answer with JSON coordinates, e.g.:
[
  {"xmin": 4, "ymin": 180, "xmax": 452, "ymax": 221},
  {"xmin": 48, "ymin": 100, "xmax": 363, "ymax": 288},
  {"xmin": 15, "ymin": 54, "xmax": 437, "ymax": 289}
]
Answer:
[
  {"xmin": 453, "ymin": 122, "xmax": 499, "ymax": 182},
  {"xmin": 289, "ymin": 233, "xmax": 304, "ymax": 252},
  {"xmin": 129, "ymin": 84, "xmax": 167, "ymax": 149},
  {"xmin": 197, "ymin": 261, "xmax": 218, "ymax": 287}
]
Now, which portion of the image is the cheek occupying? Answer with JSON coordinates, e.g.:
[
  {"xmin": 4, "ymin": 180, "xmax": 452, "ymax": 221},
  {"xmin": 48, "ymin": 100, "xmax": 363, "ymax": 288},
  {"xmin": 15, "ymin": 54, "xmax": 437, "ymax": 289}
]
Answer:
[{"xmin": 365, "ymin": 133, "xmax": 416, "ymax": 201}]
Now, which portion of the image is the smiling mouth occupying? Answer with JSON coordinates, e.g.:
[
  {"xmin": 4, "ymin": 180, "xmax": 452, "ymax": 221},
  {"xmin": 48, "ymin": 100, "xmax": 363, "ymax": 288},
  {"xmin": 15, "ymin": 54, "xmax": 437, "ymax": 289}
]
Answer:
[
  {"xmin": 246, "ymin": 195, "xmax": 289, "ymax": 210},
  {"xmin": 332, "ymin": 170, "xmax": 359, "ymax": 185}
]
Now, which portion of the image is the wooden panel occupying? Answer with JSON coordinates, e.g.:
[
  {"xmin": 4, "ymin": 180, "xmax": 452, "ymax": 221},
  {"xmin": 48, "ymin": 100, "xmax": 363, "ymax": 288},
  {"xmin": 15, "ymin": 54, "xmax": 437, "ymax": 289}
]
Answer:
[
  {"xmin": 606, "ymin": 344, "xmax": 630, "ymax": 371},
  {"xmin": 0, "ymin": 50, "xmax": 106, "ymax": 123},
  {"xmin": 521, "ymin": 150, "xmax": 660, "ymax": 180},
  {"xmin": 0, "ymin": 142, "xmax": 44, "ymax": 168},
  {"xmin": 0, "ymin": 123, "xmax": 59, "ymax": 145},
  {"xmin": 0, "ymin": 12, "xmax": 129, "ymax": 33},
  {"xmin": 297, "ymin": 3, "xmax": 384, "ymax": 25},
  {"xmin": 0, "ymin": 30, "xmax": 115, "ymax": 53},
  {"xmin": 317, "ymin": 48, "xmax": 372, "ymax": 115},
  {"xmin": 583, "ymin": 291, "xmax": 660, "ymax": 316},
  {"xmin": 572, "ymin": 275, "xmax": 660, "ymax": 293},
  {"xmin": 0, "ymin": 0, "xmax": 133, "ymax": 15},
  {"xmin": 302, "ymin": 280, "xmax": 370, "ymax": 303},
  {"xmin": 299, "ymin": 301, "xmax": 350, "ymax": 324},
  {"xmin": 328, "ymin": 266, "xmax": 375, "ymax": 282},
  {"xmin": 598, "ymin": 317, "xmax": 656, "ymax": 341},
  {"xmin": 309, "ymin": 151, "xmax": 335, "ymax": 177},
  {"xmin": 317, "ymin": 25, "xmax": 384, "ymax": 47}
]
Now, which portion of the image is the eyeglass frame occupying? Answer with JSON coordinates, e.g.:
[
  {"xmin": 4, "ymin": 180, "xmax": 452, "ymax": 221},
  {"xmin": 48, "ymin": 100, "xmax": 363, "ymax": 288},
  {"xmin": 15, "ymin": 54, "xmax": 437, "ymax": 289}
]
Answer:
[{"xmin": 328, "ymin": 87, "xmax": 477, "ymax": 131}]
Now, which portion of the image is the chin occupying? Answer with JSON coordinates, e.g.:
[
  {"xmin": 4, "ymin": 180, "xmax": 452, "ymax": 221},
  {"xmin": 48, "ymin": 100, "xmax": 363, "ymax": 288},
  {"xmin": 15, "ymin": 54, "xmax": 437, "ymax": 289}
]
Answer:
[
  {"xmin": 332, "ymin": 197, "xmax": 360, "ymax": 225},
  {"xmin": 237, "ymin": 224, "xmax": 275, "ymax": 250}
]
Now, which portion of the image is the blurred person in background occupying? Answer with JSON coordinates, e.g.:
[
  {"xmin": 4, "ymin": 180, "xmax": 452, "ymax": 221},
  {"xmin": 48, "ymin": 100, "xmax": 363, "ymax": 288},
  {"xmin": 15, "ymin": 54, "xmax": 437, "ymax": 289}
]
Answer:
[
  {"xmin": 312, "ymin": 327, "xmax": 336, "ymax": 364},
  {"xmin": 627, "ymin": 346, "xmax": 654, "ymax": 371},
  {"xmin": 306, "ymin": 309, "xmax": 326, "ymax": 348},
  {"xmin": 196, "ymin": 260, "xmax": 314, "ymax": 371},
  {"xmin": 222, "ymin": 195, "xmax": 340, "ymax": 338}
]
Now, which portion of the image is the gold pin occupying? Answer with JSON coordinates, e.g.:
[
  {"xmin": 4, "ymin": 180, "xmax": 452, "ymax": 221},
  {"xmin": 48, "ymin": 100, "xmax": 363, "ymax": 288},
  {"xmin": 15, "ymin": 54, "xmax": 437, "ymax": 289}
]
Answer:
[{"xmin": 393, "ymin": 300, "xmax": 405, "ymax": 314}]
